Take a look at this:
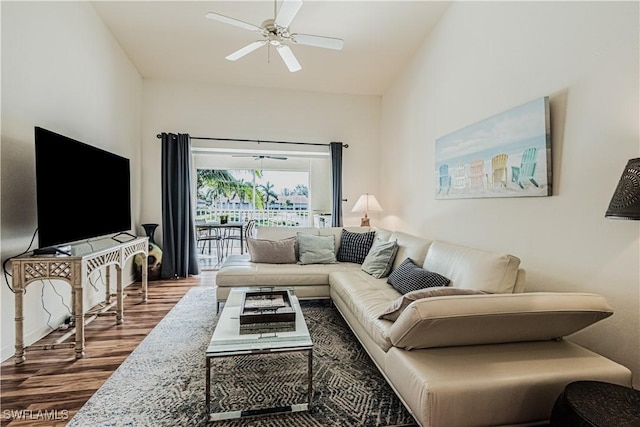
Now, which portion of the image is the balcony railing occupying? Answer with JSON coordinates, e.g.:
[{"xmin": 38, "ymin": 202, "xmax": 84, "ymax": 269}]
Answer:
[{"xmin": 196, "ymin": 208, "xmax": 311, "ymax": 227}]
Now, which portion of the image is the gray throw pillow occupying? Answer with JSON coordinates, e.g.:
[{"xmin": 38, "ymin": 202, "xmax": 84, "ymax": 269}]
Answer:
[
  {"xmin": 247, "ymin": 237, "xmax": 297, "ymax": 264},
  {"xmin": 361, "ymin": 238, "xmax": 399, "ymax": 278},
  {"xmin": 380, "ymin": 287, "xmax": 490, "ymax": 322},
  {"xmin": 297, "ymin": 232, "xmax": 336, "ymax": 264}
]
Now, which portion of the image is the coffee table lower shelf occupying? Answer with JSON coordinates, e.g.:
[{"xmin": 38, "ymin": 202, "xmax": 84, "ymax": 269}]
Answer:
[{"xmin": 206, "ymin": 346, "xmax": 313, "ymax": 422}]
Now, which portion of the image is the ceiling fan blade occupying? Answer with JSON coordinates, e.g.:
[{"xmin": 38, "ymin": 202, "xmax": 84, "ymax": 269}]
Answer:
[
  {"xmin": 291, "ymin": 33, "xmax": 344, "ymax": 50},
  {"xmin": 205, "ymin": 12, "xmax": 262, "ymax": 32},
  {"xmin": 276, "ymin": 45, "xmax": 302, "ymax": 72},
  {"xmin": 225, "ymin": 41, "xmax": 267, "ymax": 61},
  {"xmin": 274, "ymin": 0, "xmax": 303, "ymax": 29}
]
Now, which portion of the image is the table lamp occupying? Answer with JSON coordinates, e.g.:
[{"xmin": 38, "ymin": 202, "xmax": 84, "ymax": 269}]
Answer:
[
  {"xmin": 352, "ymin": 193, "xmax": 383, "ymax": 226},
  {"xmin": 605, "ymin": 158, "xmax": 640, "ymax": 220}
]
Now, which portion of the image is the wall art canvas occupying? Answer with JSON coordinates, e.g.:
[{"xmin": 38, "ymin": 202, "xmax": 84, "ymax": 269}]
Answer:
[{"xmin": 435, "ymin": 96, "xmax": 551, "ymax": 199}]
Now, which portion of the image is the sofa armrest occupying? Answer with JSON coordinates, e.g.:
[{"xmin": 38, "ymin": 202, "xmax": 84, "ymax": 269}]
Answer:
[{"xmin": 388, "ymin": 292, "xmax": 613, "ymax": 350}]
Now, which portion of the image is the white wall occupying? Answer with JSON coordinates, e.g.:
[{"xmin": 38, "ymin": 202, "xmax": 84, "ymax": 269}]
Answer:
[
  {"xmin": 141, "ymin": 79, "xmax": 381, "ymax": 244},
  {"xmin": 380, "ymin": 1, "xmax": 640, "ymax": 386},
  {"xmin": 0, "ymin": 2, "xmax": 143, "ymax": 361}
]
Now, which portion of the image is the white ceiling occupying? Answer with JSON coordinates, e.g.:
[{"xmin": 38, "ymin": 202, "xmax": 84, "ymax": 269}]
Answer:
[{"xmin": 91, "ymin": 1, "xmax": 451, "ymax": 96}]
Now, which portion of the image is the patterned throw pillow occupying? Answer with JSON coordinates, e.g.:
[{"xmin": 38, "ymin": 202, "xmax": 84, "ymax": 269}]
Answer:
[
  {"xmin": 336, "ymin": 229, "xmax": 376, "ymax": 264},
  {"xmin": 387, "ymin": 258, "xmax": 450, "ymax": 294}
]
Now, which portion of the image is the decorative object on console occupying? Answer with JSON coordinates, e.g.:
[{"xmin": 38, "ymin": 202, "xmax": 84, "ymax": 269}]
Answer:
[
  {"xmin": 435, "ymin": 96, "xmax": 552, "ymax": 199},
  {"xmin": 387, "ymin": 258, "xmax": 450, "ymax": 294},
  {"xmin": 351, "ymin": 193, "xmax": 383, "ymax": 226},
  {"xmin": 605, "ymin": 158, "xmax": 640, "ymax": 219},
  {"xmin": 336, "ymin": 229, "xmax": 376, "ymax": 264},
  {"xmin": 141, "ymin": 223, "xmax": 159, "ymax": 244}
]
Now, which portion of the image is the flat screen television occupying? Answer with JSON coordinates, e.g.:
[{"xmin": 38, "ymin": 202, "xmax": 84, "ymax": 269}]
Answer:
[{"xmin": 34, "ymin": 126, "xmax": 132, "ymax": 251}]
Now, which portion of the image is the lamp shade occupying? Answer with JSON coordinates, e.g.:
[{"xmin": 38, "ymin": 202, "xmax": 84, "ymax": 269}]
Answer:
[
  {"xmin": 352, "ymin": 193, "xmax": 383, "ymax": 213},
  {"xmin": 605, "ymin": 158, "xmax": 640, "ymax": 220}
]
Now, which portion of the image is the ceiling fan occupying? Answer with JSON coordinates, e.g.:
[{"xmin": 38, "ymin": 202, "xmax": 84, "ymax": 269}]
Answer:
[{"xmin": 205, "ymin": 0, "xmax": 344, "ymax": 72}]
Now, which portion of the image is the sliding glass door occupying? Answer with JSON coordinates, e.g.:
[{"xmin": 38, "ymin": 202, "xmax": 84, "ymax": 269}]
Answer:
[{"xmin": 196, "ymin": 168, "xmax": 311, "ymax": 227}]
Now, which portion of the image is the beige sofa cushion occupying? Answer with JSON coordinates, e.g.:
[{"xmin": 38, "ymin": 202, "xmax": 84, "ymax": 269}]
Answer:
[
  {"xmin": 380, "ymin": 287, "xmax": 489, "ymax": 321},
  {"xmin": 385, "ymin": 341, "xmax": 632, "ymax": 427},
  {"xmin": 216, "ymin": 254, "xmax": 361, "ymax": 287},
  {"xmin": 388, "ymin": 231, "xmax": 432, "ymax": 271},
  {"xmin": 388, "ymin": 292, "xmax": 613, "ymax": 350},
  {"xmin": 423, "ymin": 240, "xmax": 521, "ymax": 293},
  {"xmin": 330, "ymin": 270, "xmax": 398, "ymax": 352}
]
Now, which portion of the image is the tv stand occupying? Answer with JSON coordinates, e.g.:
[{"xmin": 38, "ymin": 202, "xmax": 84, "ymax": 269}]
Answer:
[
  {"xmin": 10, "ymin": 236, "xmax": 149, "ymax": 365},
  {"xmin": 112, "ymin": 231, "xmax": 137, "ymax": 243},
  {"xmin": 33, "ymin": 246, "xmax": 71, "ymax": 256}
]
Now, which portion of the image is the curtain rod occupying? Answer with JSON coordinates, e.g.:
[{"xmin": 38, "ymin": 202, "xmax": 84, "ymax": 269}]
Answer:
[{"xmin": 156, "ymin": 134, "xmax": 348, "ymax": 148}]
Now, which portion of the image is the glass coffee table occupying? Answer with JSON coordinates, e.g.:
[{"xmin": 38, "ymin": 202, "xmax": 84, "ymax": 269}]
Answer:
[{"xmin": 205, "ymin": 287, "xmax": 313, "ymax": 421}]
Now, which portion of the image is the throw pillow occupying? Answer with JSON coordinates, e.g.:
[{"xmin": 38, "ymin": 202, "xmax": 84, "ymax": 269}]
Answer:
[
  {"xmin": 297, "ymin": 233, "xmax": 336, "ymax": 265},
  {"xmin": 247, "ymin": 237, "xmax": 297, "ymax": 264},
  {"xmin": 379, "ymin": 287, "xmax": 490, "ymax": 322},
  {"xmin": 387, "ymin": 258, "xmax": 450, "ymax": 294},
  {"xmin": 361, "ymin": 238, "xmax": 399, "ymax": 278},
  {"xmin": 336, "ymin": 229, "xmax": 376, "ymax": 264}
]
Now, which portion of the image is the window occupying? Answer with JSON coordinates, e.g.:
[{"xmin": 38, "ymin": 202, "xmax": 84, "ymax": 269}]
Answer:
[{"xmin": 196, "ymin": 168, "xmax": 311, "ymax": 226}]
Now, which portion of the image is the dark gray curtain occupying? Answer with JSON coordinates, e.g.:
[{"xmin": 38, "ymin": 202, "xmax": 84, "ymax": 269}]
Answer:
[
  {"xmin": 160, "ymin": 132, "xmax": 200, "ymax": 279},
  {"xmin": 329, "ymin": 142, "xmax": 343, "ymax": 227}
]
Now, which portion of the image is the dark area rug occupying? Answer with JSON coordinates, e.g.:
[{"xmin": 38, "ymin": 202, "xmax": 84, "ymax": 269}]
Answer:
[{"xmin": 67, "ymin": 287, "xmax": 416, "ymax": 427}]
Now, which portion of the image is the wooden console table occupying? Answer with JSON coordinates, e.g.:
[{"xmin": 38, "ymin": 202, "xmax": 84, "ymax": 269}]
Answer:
[{"xmin": 10, "ymin": 236, "xmax": 149, "ymax": 365}]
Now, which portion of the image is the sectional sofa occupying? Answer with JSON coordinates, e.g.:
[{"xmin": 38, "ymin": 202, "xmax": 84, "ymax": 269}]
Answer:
[{"xmin": 215, "ymin": 226, "xmax": 632, "ymax": 427}]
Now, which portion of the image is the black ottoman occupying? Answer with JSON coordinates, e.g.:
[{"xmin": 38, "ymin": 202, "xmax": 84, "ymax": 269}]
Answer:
[{"xmin": 550, "ymin": 381, "xmax": 640, "ymax": 427}]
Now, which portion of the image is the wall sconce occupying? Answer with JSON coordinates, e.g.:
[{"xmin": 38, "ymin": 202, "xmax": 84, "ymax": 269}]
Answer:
[
  {"xmin": 352, "ymin": 193, "xmax": 383, "ymax": 226},
  {"xmin": 605, "ymin": 158, "xmax": 640, "ymax": 220}
]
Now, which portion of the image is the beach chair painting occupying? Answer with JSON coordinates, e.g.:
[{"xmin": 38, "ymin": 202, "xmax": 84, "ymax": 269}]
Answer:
[
  {"xmin": 512, "ymin": 147, "xmax": 539, "ymax": 189},
  {"xmin": 438, "ymin": 164, "xmax": 451, "ymax": 195},
  {"xmin": 435, "ymin": 96, "xmax": 551, "ymax": 199},
  {"xmin": 491, "ymin": 154, "xmax": 509, "ymax": 188},
  {"xmin": 468, "ymin": 159, "xmax": 486, "ymax": 191}
]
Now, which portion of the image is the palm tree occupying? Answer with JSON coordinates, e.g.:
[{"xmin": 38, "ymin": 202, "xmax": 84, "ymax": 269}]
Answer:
[
  {"xmin": 259, "ymin": 181, "xmax": 279, "ymax": 209},
  {"xmin": 293, "ymin": 184, "xmax": 308, "ymax": 196},
  {"xmin": 197, "ymin": 169, "xmax": 267, "ymax": 215}
]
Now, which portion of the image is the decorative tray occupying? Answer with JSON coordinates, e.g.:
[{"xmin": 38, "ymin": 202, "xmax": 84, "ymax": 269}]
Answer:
[{"xmin": 239, "ymin": 289, "xmax": 296, "ymax": 327}]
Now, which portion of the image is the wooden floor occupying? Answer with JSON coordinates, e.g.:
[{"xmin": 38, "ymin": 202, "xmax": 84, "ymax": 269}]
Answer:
[{"xmin": 0, "ymin": 272, "xmax": 215, "ymax": 427}]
